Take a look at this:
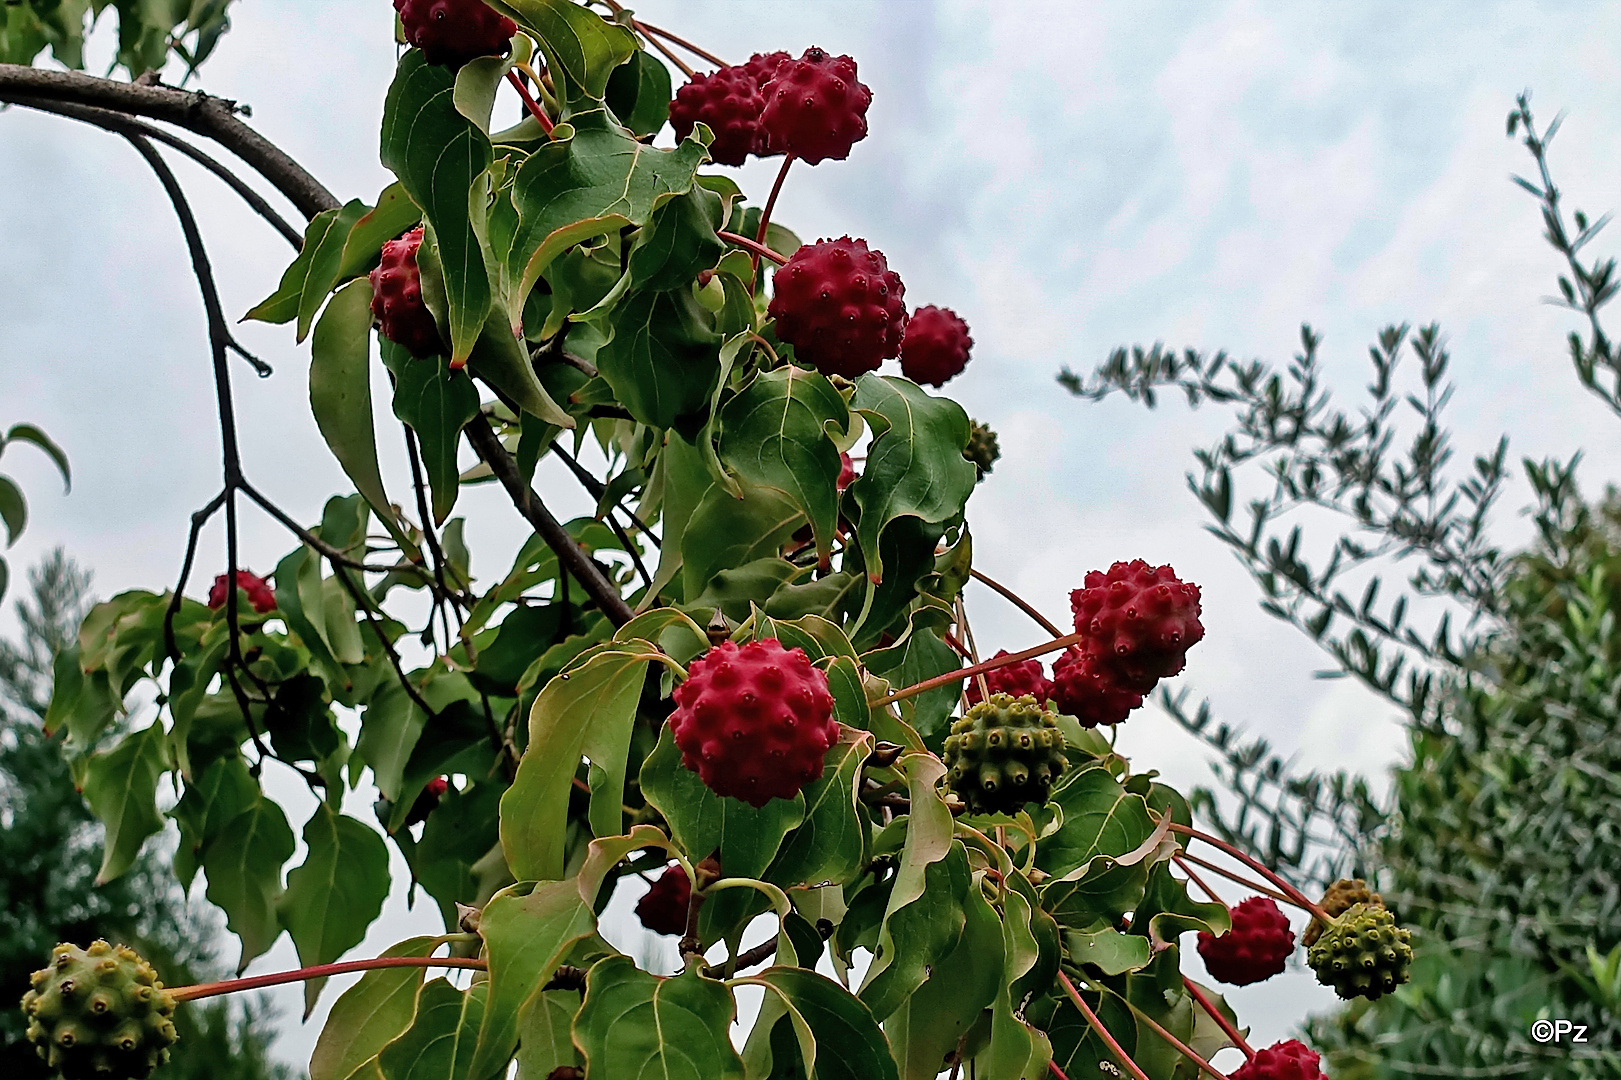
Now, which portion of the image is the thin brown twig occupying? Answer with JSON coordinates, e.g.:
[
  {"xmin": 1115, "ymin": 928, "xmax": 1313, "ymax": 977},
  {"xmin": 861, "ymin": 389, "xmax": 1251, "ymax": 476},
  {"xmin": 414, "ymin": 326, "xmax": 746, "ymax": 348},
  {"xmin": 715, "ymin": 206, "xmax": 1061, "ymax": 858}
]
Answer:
[
  {"xmin": 970, "ymin": 567, "xmax": 1065, "ymax": 638},
  {"xmin": 634, "ymin": 18, "xmax": 727, "ymax": 69},
  {"xmin": 1172, "ymin": 854, "xmax": 1229, "ymax": 910}
]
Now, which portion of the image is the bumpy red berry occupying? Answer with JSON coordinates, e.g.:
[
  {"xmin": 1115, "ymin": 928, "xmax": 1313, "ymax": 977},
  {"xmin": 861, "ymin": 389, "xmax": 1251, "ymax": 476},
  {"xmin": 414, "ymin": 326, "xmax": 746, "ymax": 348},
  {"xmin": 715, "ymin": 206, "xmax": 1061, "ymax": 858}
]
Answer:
[
  {"xmin": 21, "ymin": 941, "xmax": 179, "ymax": 1080},
  {"xmin": 635, "ymin": 864, "xmax": 696, "ymax": 936},
  {"xmin": 768, "ymin": 237, "xmax": 906, "ymax": 378},
  {"xmin": 1070, "ymin": 560, "xmax": 1204, "ymax": 693},
  {"xmin": 669, "ymin": 66, "xmax": 767, "ymax": 166},
  {"xmin": 669, "ymin": 638, "xmax": 838, "ymax": 807},
  {"xmin": 760, "ymin": 47, "xmax": 871, "ymax": 164},
  {"xmin": 1048, "ymin": 647, "xmax": 1142, "ymax": 727},
  {"xmin": 370, "ymin": 226, "xmax": 443, "ymax": 358},
  {"xmin": 208, "ymin": 570, "xmax": 276, "ymax": 614},
  {"xmin": 1231, "ymin": 1040, "xmax": 1323, "ymax": 1080},
  {"xmin": 393, "ymin": 0, "xmax": 516, "ymax": 69},
  {"xmin": 965, "ymin": 651, "xmax": 1052, "ymax": 707},
  {"xmin": 900, "ymin": 305, "xmax": 973, "ymax": 386},
  {"xmin": 743, "ymin": 51, "xmax": 791, "ymax": 90},
  {"xmin": 1197, "ymin": 896, "xmax": 1296, "ymax": 986}
]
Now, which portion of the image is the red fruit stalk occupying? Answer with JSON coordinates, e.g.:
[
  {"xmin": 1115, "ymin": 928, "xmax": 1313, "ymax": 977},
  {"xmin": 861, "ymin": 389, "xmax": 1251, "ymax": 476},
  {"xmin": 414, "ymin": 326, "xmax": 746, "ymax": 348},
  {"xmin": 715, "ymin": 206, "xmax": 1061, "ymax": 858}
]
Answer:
[
  {"xmin": 1197, "ymin": 896, "xmax": 1296, "ymax": 986},
  {"xmin": 964, "ymin": 649, "xmax": 1052, "ymax": 706},
  {"xmin": 370, "ymin": 227, "xmax": 443, "ymax": 360},
  {"xmin": 635, "ymin": 864, "xmax": 696, "ymax": 936},
  {"xmin": 669, "ymin": 638, "xmax": 838, "ymax": 807},
  {"xmin": 768, "ymin": 237, "xmax": 906, "ymax": 378},
  {"xmin": 1070, "ymin": 560, "xmax": 1204, "ymax": 693},
  {"xmin": 760, "ymin": 48, "xmax": 872, "ymax": 164},
  {"xmin": 900, "ymin": 305, "xmax": 973, "ymax": 386},
  {"xmin": 393, "ymin": 0, "xmax": 516, "ymax": 69},
  {"xmin": 208, "ymin": 570, "xmax": 276, "ymax": 614},
  {"xmin": 1231, "ymin": 1040, "xmax": 1323, "ymax": 1080},
  {"xmin": 669, "ymin": 66, "xmax": 767, "ymax": 166},
  {"xmin": 1049, "ymin": 647, "xmax": 1143, "ymax": 727}
]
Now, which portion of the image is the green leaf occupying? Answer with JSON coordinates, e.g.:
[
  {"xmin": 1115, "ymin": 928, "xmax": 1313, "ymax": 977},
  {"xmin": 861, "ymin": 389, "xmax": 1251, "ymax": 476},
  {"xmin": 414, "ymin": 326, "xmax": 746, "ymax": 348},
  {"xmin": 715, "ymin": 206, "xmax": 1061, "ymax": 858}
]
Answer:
[
  {"xmin": 82, "ymin": 722, "xmax": 167, "ymax": 883},
  {"xmin": 516, "ymin": 990, "xmax": 583, "ymax": 1080},
  {"xmin": 463, "ymin": 304, "xmax": 575, "ymax": 427},
  {"xmin": 973, "ymin": 879, "xmax": 1053, "ymax": 1080},
  {"xmin": 340, "ymin": 182, "xmax": 423, "ymax": 280},
  {"xmin": 280, "ymin": 805, "xmax": 393, "ymax": 1014},
  {"xmin": 499, "ymin": 643, "xmax": 654, "ymax": 881},
  {"xmin": 244, "ymin": 199, "xmax": 367, "ymax": 330},
  {"xmin": 616, "ymin": 183, "xmax": 725, "ymax": 296},
  {"xmin": 594, "ymin": 284, "xmax": 723, "ymax": 429},
  {"xmin": 381, "ymin": 51, "xmax": 493, "ymax": 365},
  {"xmin": 311, "ymin": 936, "xmax": 441, "ymax": 1080},
  {"xmin": 766, "ymin": 730, "xmax": 872, "ymax": 889},
  {"xmin": 499, "ymin": 114, "xmax": 708, "ymax": 320},
  {"xmin": 172, "ymin": 754, "xmax": 258, "ymax": 890},
  {"xmin": 605, "ymin": 47, "xmax": 673, "ymax": 138},
  {"xmin": 471, "ymin": 827, "xmax": 666, "ymax": 1079},
  {"xmin": 744, "ymin": 968, "xmax": 898, "ymax": 1080},
  {"xmin": 574, "ymin": 958, "xmax": 744, "ymax": 1080},
  {"xmin": 0, "ymin": 474, "xmax": 26, "ymax": 546},
  {"xmin": 383, "ymin": 347, "xmax": 481, "ymax": 523},
  {"xmin": 847, "ymin": 376, "xmax": 978, "ymax": 583},
  {"xmin": 490, "ymin": 0, "xmax": 637, "ymax": 110},
  {"xmin": 311, "ymin": 278, "xmax": 403, "ymax": 542},
  {"xmin": 204, "ymin": 797, "xmax": 297, "ymax": 972},
  {"xmin": 1036, "ymin": 766, "xmax": 1163, "ymax": 927},
  {"xmin": 720, "ymin": 366, "xmax": 850, "ymax": 565},
  {"xmin": 682, "ymin": 479, "xmax": 805, "ymax": 604},
  {"xmin": 4, "ymin": 422, "xmax": 71, "ymax": 490},
  {"xmin": 378, "ymin": 978, "xmax": 487, "ymax": 1080}
]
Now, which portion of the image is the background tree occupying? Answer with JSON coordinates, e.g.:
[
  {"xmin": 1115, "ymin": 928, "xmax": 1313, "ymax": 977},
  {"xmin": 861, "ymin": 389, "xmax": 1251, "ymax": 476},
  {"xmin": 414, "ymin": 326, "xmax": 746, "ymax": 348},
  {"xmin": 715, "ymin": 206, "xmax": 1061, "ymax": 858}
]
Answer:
[
  {"xmin": 0, "ymin": 551, "xmax": 295, "ymax": 1080},
  {"xmin": 1063, "ymin": 96, "xmax": 1621, "ymax": 1076}
]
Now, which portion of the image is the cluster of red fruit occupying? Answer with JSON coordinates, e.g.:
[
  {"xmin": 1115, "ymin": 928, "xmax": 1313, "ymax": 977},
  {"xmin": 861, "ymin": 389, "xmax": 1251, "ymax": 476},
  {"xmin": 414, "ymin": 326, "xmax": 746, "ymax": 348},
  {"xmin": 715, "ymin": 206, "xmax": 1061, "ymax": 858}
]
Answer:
[
  {"xmin": 206, "ymin": 570, "xmax": 276, "ymax": 614},
  {"xmin": 1194, "ymin": 897, "xmax": 1326, "ymax": 1078},
  {"xmin": 971, "ymin": 560, "xmax": 1204, "ymax": 727}
]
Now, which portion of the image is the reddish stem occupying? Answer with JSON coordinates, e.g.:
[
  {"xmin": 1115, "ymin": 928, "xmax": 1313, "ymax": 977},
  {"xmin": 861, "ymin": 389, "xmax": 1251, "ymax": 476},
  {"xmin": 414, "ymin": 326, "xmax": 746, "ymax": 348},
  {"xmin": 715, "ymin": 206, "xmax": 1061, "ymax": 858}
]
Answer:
[
  {"xmin": 1176, "ymin": 851, "xmax": 1291, "ymax": 907},
  {"xmin": 170, "ymin": 956, "xmax": 487, "ymax": 1002},
  {"xmin": 1116, "ymin": 989, "xmax": 1232, "ymax": 1080},
  {"xmin": 750, "ymin": 154, "xmax": 795, "ymax": 288},
  {"xmin": 1055, "ymin": 971, "xmax": 1153, "ymax": 1080},
  {"xmin": 1047, "ymin": 1062, "xmax": 1072, "ymax": 1080},
  {"xmin": 1172, "ymin": 854, "xmax": 1229, "ymax": 911},
  {"xmin": 634, "ymin": 19, "xmax": 727, "ymax": 69},
  {"xmin": 1181, "ymin": 976, "xmax": 1255, "ymax": 1060},
  {"xmin": 717, "ymin": 230, "xmax": 788, "ymax": 265},
  {"xmin": 1164, "ymin": 820, "xmax": 1333, "ymax": 924},
  {"xmin": 505, "ymin": 70, "xmax": 555, "ymax": 135},
  {"xmin": 970, "ymin": 568, "xmax": 1066, "ymax": 638},
  {"xmin": 874, "ymin": 631, "xmax": 1084, "ymax": 706}
]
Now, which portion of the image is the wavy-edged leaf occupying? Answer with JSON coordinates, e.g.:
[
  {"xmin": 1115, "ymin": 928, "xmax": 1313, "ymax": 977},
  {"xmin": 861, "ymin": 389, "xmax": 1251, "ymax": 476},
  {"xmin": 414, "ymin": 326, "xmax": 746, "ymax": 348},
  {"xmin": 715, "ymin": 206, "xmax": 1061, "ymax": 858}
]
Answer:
[
  {"xmin": 82, "ymin": 722, "xmax": 167, "ymax": 883},
  {"xmin": 378, "ymin": 978, "xmax": 486, "ymax": 1080},
  {"xmin": 745, "ymin": 967, "xmax": 898, "ymax": 1080},
  {"xmin": 574, "ymin": 958, "xmax": 743, "ymax": 1080},
  {"xmin": 204, "ymin": 797, "xmax": 297, "ymax": 972},
  {"xmin": 766, "ymin": 728, "xmax": 871, "ymax": 890},
  {"xmin": 280, "ymin": 805, "xmax": 393, "ymax": 1014},
  {"xmin": 605, "ymin": 46, "xmax": 673, "ymax": 138},
  {"xmin": 681, "ymin": 479, "xmax": 804, "ymax": 604},
  {"xmin": 489, "ymin": 0, "xmax": 637, "ymax": 110}
]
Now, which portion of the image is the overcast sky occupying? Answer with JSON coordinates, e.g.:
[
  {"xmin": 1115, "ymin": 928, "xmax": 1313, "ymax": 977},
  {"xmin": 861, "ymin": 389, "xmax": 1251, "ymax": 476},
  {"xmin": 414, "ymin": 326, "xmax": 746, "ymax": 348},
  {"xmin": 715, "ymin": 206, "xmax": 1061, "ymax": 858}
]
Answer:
[{"xmin": 5, "ymin": 0, "xmax": 1621, "ymax": 1067}]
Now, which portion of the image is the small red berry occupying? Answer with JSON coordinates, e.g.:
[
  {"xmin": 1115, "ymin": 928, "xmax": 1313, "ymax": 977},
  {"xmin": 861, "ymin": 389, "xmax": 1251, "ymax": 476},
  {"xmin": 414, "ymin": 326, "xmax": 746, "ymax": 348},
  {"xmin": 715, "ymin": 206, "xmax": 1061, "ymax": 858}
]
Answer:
[
  {"xmin": 669, "ymin": 638, "xmax": 838, "ymax": 807},
  {"xmin": 370, "ymin": 226, "xmax": 443, "ymax": 359},
  {"xmin": 393, "ymin": 0, "xmax": 517, "ymax": 70},
  {"xmin": 965, "ymin": 650, "xmax": 1052, "ymax": 707},
  {"xmin": 768, "ymin": 237, "xmax": 907, "ymax": 379},
  {"xmin": 759, "ymin": 47, "xmax": 872, "ymax": 164},
  {"xmin": 900, "ymin": 305, "xmax": 973, "ymax": 387},
  {"xmin": 401, "ymin": 776, "xmax": 450, "ymax": 830},
  {"xmin": 1048, "ymin": 648, "xmax": 1143, "ymax": 727},
  {"xmin": 635, "ymin": 863, "xmax": 696, "ymax": 936},
  {"xmin": 208, "ymin": 571, "xmax": 276, "ymax": 614},
  {"xmin": 1230, "ymin": 1039, "xmax": 1323, "ymax": 1080},
  {"xmin": 669, "ymin": 65, "xmax": 768, "ymax": 166},
  {"xmin": 1070, "ymin": 560, "xmax": 1204, "ymax": 693},
  {"xmin": 1197, "ymin": 896, "xmax": 1296, "ymax": 986}
]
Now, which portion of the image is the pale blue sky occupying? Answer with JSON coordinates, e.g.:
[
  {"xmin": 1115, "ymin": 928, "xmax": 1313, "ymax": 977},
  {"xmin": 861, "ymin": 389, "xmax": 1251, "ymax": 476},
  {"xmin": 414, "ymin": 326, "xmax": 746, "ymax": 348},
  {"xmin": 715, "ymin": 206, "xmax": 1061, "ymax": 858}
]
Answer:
[{"xmin": 4, "ymin": 0, "xmax": 1620, "ymax": 1066}]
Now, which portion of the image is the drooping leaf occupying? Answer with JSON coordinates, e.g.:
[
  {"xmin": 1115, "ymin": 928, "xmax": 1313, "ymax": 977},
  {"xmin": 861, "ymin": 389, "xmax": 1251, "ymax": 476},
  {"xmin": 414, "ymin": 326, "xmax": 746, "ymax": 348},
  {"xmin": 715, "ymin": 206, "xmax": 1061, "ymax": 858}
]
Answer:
[
  {"xmin": 204, "ymin": 797, "xmax": 297, "ymax": 972},
  {"xmin": 311, "ymin": 936, "xmax": 441, "ymax": 1080},
  {"xmin": 489, "ymin": 0, "xmax": 637, "ymax": 111},
  {"xmin": 279, "ymin": 804, "xmax": 393, "ymax": 1014},
  {"xmin": 605, "ymin": 46, "xmax": 673, "ymax": 138},
  {"xmin": 0, "ymin": 474, "xmax": 25, "ymax": 547},
  {"xmin": 681, "ymin": 479, "xmax": 805, "ymax": 604},
  {"xmin": 1037, "ymin": 766, "xmax": 1163, "ymax": 927},
  {"xmin": 244, "ymin": 199, "xmax": 368, "ymax": 330},
  {"xmin": 742, "ymin": 967, "xmax": 898, "ymax": 1080},
  {"xmin": 82, "ymin": 722, "xmax": 167, "ymax": 883},
  {"xmin": 593, "ymin": 284, "xmax": 723, "ymax": 430},
  {"xmin": 339, "ymin": 181, "xmax": 423, "ymax": 279},
  {"xmin": 383, "ymin": 345, "xmax": 481, "ymax": 523},
  {"xmin": 573, "ymin": 958, "xmax": 744, "ymax": 1080},
  {"xmin": 766, "ymin": 729, "xmax": 871, "ymax": 890},
  {"xmin": 4, "ymin": 422, "xmax": 71, "ymax": 490}
]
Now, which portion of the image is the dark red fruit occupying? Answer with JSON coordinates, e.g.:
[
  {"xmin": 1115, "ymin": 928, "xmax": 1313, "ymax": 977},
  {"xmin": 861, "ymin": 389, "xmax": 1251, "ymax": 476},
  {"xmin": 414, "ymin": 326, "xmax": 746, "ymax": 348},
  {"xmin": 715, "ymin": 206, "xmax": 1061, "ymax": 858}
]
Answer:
[
  {"xmin": 899, "ymin": 305, "xmax": 973, "ymax": 386},
  {"xmin": 370, "ymin": 226, "xmax": 443, "ymax": 359},
  {"xmin": 208, "ymin": 571, "xmax": 276, "ymax": 614},
  {"xmin": 669, "ymin": 638, "xmax": 838, "ymax": 807},
  {"xmin": 768, "ymin": 237, "xmax": 906, "ymax": 378},
  {"xmin": 1197, "ymin": 896, "xmax": 1296, "ymax": 986},
  {"xmin": 743, "ymin": 51, "xmax": 791, "ymax": 90},
  {"xmin": 669, "ymin": 65, "xmax": 767, "ymax": 166},
  {"xmin": 760, "ymin": 47, "xmax": 871, "ymax": 164},
  {"xmin": 1070, "ymin": 560, "xmax": 1204, "ymax": 693},
  {"xmin": 965, "ymin": 650, "xmax": 1052, "ymax": 707},
  {"xmin": 1048, "ymin": 647, "xmax": 1142, "ymax": 727},
  {"xmin": 393, "ymin": 0, "xmax": 517, "ymax": 69},
  {"xmin": 837, "ymin": 452, "xmax": 858, "ymax": 492},
  {"xmin": 635, "ymin": 864, "xmax": 696, "ymax": 936},
  {"xmin": 401, "ymin": 776, "xmax": 450, "ymax": 830},
  {"xmin": 1231, "ymin": 1040, "xmax": 1323, "ymax": 1080}
]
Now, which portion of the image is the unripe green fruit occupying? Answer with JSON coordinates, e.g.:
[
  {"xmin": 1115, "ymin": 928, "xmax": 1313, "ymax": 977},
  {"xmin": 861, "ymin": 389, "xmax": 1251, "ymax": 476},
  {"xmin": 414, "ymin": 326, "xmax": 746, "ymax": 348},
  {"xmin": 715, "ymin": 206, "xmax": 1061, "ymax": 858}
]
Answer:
[
  {"xmin": 19, "ymin": 941, "xmax": 178, "ymax": 1079},
  {"xmin": 1306, "ymin": 901, "xmax": 1413, "ymax": 1001},
  {"xmin": 696, "ymin": 275, "xmax": 726, "ymax": 312},
  {"xmin": 964, "ymin": 420, "xmax": 999, "ymax": 480},
  {"xmin": 942, "ymin": 693, "xmax": 1069, "ymax": 815},
  {"xmin": 1302, "ymin": 876, "xmax": 1383, "ymax": 947}
]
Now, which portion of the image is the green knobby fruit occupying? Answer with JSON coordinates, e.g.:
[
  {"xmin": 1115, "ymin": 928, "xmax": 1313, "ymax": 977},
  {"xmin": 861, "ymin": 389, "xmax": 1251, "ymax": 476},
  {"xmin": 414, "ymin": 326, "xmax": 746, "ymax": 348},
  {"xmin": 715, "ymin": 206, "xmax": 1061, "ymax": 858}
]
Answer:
[
  {"xmin": 1302, "ymin": 876, "xmax": 1383, "ymax": 947},
  {"xmin": 964, "ymin": 419, "xmax": 999, "ymax": 480},
  {"xmin": 20, "ymin": 941, "xmax": 179, "ymax": 1080},
  {"xmin": 942, "ymin": 692, "xmax": 1069, "ymax": 815},
  {"xmin": 1306, "ymin": 901, "xmax": 1413, "ymax": 1001}
]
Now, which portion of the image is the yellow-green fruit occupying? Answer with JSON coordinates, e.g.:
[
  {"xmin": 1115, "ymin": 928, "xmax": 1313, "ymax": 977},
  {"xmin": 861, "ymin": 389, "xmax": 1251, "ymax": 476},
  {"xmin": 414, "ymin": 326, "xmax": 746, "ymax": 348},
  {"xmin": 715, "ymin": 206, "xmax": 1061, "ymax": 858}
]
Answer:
[
  {"xmin": 942, "ymin": 692, "xmax": 1069, "ymax": 815},
  {"xmin": 1306, "ymin": 901, "xmax": 1412, "ymax": 1001},
  {"xmin": 19, "ymin": 941, "xmax": 178, "ymax": 1079},
  {"xmin": 1302, "ymin": 877, "xmax": 1383, "ymax": 947}
]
